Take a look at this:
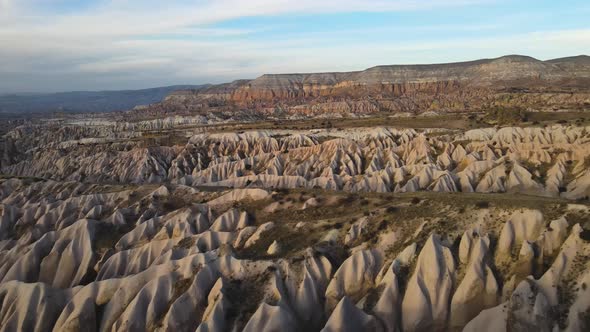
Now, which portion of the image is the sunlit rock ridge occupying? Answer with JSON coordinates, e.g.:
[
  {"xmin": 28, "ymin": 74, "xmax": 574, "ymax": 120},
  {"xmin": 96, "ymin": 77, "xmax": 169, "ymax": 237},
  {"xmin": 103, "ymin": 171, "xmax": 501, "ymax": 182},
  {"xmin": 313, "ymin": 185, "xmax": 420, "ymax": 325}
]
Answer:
[
  {"xmin": 4, "ymin": 125, "xmax": 590, "ymax": 200},
  {"xmin": 157, "ymin": 55, "xmax": 590, "ymax": 116}
]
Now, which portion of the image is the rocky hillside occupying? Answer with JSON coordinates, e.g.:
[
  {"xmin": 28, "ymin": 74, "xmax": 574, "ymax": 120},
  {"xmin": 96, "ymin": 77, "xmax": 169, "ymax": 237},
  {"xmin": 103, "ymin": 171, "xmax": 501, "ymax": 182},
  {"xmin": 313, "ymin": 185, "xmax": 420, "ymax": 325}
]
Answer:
[
  {"xmin": 1, "ymin": 109, "xmax": 590, "ymax": 332},
  {"xmin": 158, "ymin": 55, "xmax": 590, "ymax": 116},
  {"xmin": 0, "ymin": 179, "xmax": 589, "ymax": 331},
  {"xmin": 4, "ymin": 123, "xmax": 590, "ymax": 200}
]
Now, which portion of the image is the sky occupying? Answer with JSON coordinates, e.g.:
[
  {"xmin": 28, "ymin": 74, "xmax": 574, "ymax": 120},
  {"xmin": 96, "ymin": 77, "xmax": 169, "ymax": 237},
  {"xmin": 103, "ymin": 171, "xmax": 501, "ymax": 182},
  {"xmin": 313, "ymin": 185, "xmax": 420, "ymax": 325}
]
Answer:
[{"xmin": 0, "ymin": 0, "xmax": 589, "ymax": 93}]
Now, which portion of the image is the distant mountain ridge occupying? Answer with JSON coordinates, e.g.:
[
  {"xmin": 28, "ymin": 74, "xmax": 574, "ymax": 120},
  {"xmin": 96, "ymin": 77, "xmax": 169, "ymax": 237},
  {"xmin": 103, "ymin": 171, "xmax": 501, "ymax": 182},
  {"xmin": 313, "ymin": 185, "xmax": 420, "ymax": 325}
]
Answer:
[
  {"xmin": 156, "ymin": 55, "xmax": 590, "ymax": 116},
  {"xmin": 0, "ymin": 85, "xmax": 206, "ymax": 114},
  {"xmin": 167, "ymin": 55, "xmax": 590, "ymax": 104},
  {"xmin": 3, "ymin": 55, "xmax": 590, "ymax": 114},
  {"xmin": 241, "ymin": 54, "xmax": 590, "ymax": 90}
]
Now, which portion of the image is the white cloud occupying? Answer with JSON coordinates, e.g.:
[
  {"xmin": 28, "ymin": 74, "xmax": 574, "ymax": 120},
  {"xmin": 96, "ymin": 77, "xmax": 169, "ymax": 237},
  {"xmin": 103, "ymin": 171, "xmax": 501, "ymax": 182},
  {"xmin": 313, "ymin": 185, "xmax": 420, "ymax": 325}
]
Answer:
[
  {"xmin": 2, "ymin": 0, "xmax": 488, "ymax": 37},
  {"xmin": 1, "ymin": 0, "xmax": 589, "ymax": 93},
  {"xmin": 76, "ymin": 57, "xmax": 174, "ymax": 73}
]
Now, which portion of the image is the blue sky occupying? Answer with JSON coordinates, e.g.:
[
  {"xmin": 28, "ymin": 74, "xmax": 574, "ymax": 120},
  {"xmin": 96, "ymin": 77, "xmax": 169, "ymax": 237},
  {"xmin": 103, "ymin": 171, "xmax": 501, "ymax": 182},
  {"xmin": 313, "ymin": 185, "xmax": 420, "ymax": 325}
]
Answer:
[{"xmin": 0, "ymin": 0, "xmax": 589, "ymax": 93}]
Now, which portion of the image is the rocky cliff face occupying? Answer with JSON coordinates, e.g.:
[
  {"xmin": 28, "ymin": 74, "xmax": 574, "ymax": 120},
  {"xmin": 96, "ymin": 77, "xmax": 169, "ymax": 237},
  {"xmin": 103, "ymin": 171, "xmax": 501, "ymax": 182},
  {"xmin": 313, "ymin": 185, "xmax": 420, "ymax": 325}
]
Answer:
[{"xmin": 157, "ymin": 55, "xmax": 590, "ymax": 116}]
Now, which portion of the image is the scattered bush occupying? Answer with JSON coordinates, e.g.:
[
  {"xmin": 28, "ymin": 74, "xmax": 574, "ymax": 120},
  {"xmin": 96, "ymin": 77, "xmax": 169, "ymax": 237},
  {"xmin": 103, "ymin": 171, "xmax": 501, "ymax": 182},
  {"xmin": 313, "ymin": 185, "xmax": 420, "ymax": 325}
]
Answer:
[
  {"xmin": 483, "ymin": 106, "xmax": 527, "ymax": 125},
  {"xmin": 386, "ymin": 206, "xmax": 399, "ymax": 214},
  {"xmin": 475, "ymin": 201, "xmax": 490, "ymax": 209}
]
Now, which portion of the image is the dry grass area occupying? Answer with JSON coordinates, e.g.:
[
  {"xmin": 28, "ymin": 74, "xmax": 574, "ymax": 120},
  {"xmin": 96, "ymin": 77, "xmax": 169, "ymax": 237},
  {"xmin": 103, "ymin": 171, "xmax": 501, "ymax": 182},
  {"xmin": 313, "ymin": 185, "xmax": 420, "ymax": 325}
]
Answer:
[
  {"xmin": 225, "ymin": 271, "xmax": 274, "ymax": 331},
  {"xmin": 526, "ymin": 111, "xmax": 590, "ymax": 125},
  {"xmin": 214, "ymin": 109, "xmax": 586, "ymax": 131},
  {"xmin": 226, "ymin": 188, "xmax": 577, "ymax": 263},
  {"xmin": 119, "ymin": 110, "xmax": 590, "ymax": 143},
  {"xmin": 187, "ymin": 114, "xmax": 479, "ymax": 132}
]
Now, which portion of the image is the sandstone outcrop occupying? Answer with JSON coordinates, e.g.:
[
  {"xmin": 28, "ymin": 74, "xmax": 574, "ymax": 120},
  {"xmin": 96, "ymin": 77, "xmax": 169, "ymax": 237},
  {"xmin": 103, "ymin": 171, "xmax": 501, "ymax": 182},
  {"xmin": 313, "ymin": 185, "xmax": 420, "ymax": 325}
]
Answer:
[
  {"xmin": 4, "ymin": 125, "xmax": 590, "ymax": 201},
  {"xmin": 156, "ymin": 55, "xmax": 590, "ymax": 115}
]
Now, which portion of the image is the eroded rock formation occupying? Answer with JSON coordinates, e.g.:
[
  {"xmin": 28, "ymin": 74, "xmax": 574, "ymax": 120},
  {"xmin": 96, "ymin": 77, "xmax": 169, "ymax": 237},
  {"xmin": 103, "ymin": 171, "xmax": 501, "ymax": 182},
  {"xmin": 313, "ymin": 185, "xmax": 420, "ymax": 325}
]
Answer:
[{"xmin": 0, "ymin": 178, "xmax": 588, "ymax": 331}]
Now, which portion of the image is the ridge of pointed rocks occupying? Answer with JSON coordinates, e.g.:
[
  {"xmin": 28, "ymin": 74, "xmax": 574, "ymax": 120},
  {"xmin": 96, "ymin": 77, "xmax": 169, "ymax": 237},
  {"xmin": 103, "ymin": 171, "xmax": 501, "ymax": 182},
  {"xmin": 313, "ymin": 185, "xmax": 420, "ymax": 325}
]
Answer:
[{"xmin": 0, "ymin": 176, "xmax": 588, "ymax": 331}]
